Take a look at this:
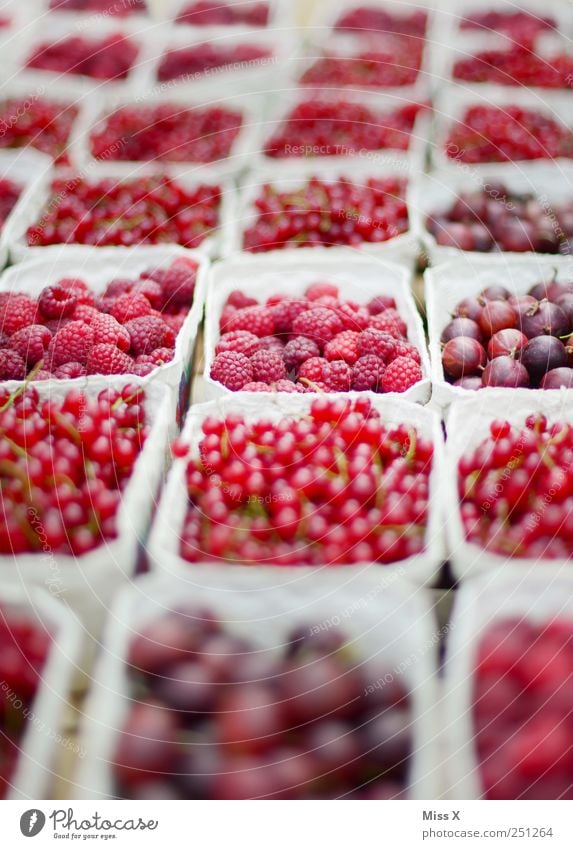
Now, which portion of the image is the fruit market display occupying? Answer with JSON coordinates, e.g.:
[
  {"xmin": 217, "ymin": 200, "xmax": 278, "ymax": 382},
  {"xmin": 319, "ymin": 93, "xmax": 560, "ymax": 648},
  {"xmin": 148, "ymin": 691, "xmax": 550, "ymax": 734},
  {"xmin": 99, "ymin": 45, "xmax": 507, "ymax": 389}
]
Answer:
[
  {"xmin": 210, "ymin": 282, "xmax": 423, "ymax": 393},
  {"xmin": 0, "ymin": 178, "xmax": 21, "ymax": 230},
  {"xmin": 453, "ymin": 45, "xmax": 573, "ymax": 89},
  {"xmin": 300, "ymin": 41, "xmax": 424, "ymax": 89},
  {"xmin": 264, "ymin": 101, "xmax": 423, "ymax": 158},
  {"xmin": 445, "ymin": 105, "xmax": 573, "ymax": 164},
  {"xmin": 89, "ymin": 103, "xmax": 243, "ymax": 164},
  {"xmin": 0, "ymin": 611, "xmax": 50, "ymax": 798},
  {"xmin": 25, "ymin": 33, "xmax": 139, "ymax": 81},
  {"xmin": 157, "ymin": 43, "xmax": 273, "ymax": 84},
  {"xmin": 0, "ymin": 256, "xmax": 198, "ymax": 379},
  {"xmin": 475, "ymin": 617, "xmax": 573, "ymax": 799},
  {"xmin": 176, "ymin": 397, "xmax": 433, "ymax": 566},
  {"xmin": 49, "ymin": 0, "xmax": 147, "ymax": 12},
  {"xmin": 459, "ymin": 9, "xmax": 556, "ymax": 41},
  {"xmin": 115, "ymin": 612, "xmax": 412, "ymax": 799},
  {"xmin": 0, "ymin": 98, "xmax": 79, "ymax": 165},
  {"xmin": 334, "ymin": 5, "xmax": 428, "ymax": 38},
  {"xmin": 427, "ymin": 185, "xmax": 573, "ymax": 254},
  {"xmin": 243, "ymin": 176, "xmax": 409, "ymax": 251},
  {"xmin": 0, "ymin": 383, "xmax": 149, "ymax": 556},
  {"xmin": 175, "ymin": 1, "xmax": 270, "ymax": 27},
  {"xmin": 26, "ymin": 176, "xmax": 221, "ymax": 249}
]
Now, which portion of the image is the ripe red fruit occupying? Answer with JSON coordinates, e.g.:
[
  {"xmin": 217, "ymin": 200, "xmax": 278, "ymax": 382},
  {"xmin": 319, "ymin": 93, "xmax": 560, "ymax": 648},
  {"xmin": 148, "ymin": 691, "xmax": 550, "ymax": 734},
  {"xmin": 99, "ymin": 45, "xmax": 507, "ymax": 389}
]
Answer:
[
  {"xmin": 86, "ymin": 343, "xmax": 134, "ymax": 375},
  {"xmin": 442, "ymin": 337, "xmax": 487, "ymax": 380},
  {"xmin": 541, "ymin": 368, "xmax": 573, "ymax": 389},
  {"xmin": 441, "ymin": 317, "xmax": 483, "ymax": 343},
  {"xmin": 9, "ymin": 325, "xmax": 52, "ymax": 365},
  {"xmin": 478, "ymin": 300, "xmax": 517, "ymax": 336},
  {"xmin": 482, "ymin": 357, "xmax": 530, "ymax": 388},
  {"xmin": 210, "ymin": 351, "xmax": 254, "ymax": 391},
  {"xmin": 47, "ymin": 320, "xmax": 94, "ymax": 368},
  {"xmin": 522, "ymin": 336, "xmax": 568, "ymax": 383},
  {"xmin": 487, "ymin": 329, "xmax": 528, "ymax": 360}
]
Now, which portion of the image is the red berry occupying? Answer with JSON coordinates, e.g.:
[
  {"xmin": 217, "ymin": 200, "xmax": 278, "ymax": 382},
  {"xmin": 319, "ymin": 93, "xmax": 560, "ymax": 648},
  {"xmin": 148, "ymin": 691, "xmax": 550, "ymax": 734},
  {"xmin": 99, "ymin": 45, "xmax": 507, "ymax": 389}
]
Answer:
[
  {"xmin": 210, "ymin": 352, "xmax": 253, "ymax": 390},
  {"xmin": 9, "ymin": 325, "xmax": 52, "ymax": 365},
  {"xmin": 38, "ymin": 284, "xmax": 77, "ymax": 320},
  {"xmin": 250, "ymin": 350, "xmax": 286, "ymax": 383},
  {"xmin": 86, "ymin": 344, "xmax": 134, "ymax": 375},
  {"xmin": 47, "ymin": 321, "xmax": 94, "ymax": 368},
  {"xmin": 382, "ymin": 357, "xmax": 423, "ymax": 393}
]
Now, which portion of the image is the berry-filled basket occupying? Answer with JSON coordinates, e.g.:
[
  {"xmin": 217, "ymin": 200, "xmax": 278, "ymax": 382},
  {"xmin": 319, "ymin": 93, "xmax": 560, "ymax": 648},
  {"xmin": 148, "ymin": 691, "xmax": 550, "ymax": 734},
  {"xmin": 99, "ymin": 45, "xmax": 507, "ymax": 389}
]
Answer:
[
  {"xmin": 38, "ymin": 0, "xmax": 152, "ymax": 19},
  {"xmin": 432, "ymin": 0, "xmax": 573, "ymax": 46},
  {"xmin": 5, "ymin": 162, "xmax": 235, "ymax": 261},
  {"xmin": 200, "ymin": 252, "xmax": 430, "ymax": 402},
  {"xmin": 431, "ymin": 84, "xmax": 573, "ymax": 174},
  {"xmin": 426, "ymin": 255, "xmax": 573, "ymax": 409},
  {"xmin": 443, "ymin": 568, "xmax": 573, "ymax": 800},
  {"xmin": 0, "ymin": 582, "xmax": 82, "ymax": 799},
  {"xmin": 0, "ymin": 148, "xmax": 52, "ymax": 272},
  {"xmin": 76, "ymin": 570, "xmax": 442, "ymax": 799},
  {"xmin": 442, "ymin": 392, "xmax": 573, "ymax": 582},
  {"xmin": 221, "ymin": 158, "xmax": 420, "ymax": 267},
  {"xmin": 163, "ymin": 0, "xmax": 292, "ymax": 30},
  {"xmin": 148, "ymin": 392, "xmax": 445, "ymax": 588},
  {"xmin": 77, "ymin": 86, "xmax": 266, "ymax": 179},
  {"xmin": 308, "ymin": 0, "xmax": 438, "ymax": 44},
  {"xmin": 0, "ymin": 246, "xmax": 208, "ymax": 419},
  {"xmin": 0, "ymin": 376, "xmax": 174, "ymax": 660},
  {"xmin": 411, "ymin": 162, "xmax": 573, "ymax": 266}
]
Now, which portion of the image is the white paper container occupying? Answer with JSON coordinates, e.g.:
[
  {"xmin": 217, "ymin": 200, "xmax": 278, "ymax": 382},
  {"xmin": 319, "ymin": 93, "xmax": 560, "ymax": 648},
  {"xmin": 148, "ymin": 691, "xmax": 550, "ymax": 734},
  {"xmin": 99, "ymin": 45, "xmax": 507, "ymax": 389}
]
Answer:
[
  {"xmin": 426, "ymin": 254, "xmax": 573, "ymax": 410},
  {"xmin": 76, "ymin": 570, "xmax": 442, "ymax": 799},
  {"xmin": 442, "ymin": 392, "xmax": 573, "ymax": 583},
  {"xmin": 0, "ymin": 245, "xmax": 208, "ymax": 419},
  {"xmin": 0, "ymin": 582, "xmax": 82, "ymax": 800},
  {"xmin": 443, "ymin": 567, "xmax": 573, "ymax": 800},
  {"xmin": 412, "ymin": 162, "xmax": 573, "ymax": 266},
  {"xmin": 0, "ymin": 148, "xmax": 52, "ymax": 271},
  {"xmin": 222, "ymin": 158, "xmax": 422, "ymax": 267},
  {"xmin": 148, "ymin": 393, "xmax": 445, "ymax": 591},
  {"xmin": 0, "ymin": 376, "xmax": 174, "ymax": 664},
  {"xmin": 78, "ymin": 86, "xmax": 265, "ymax": 179},
  {"xmin": 432, "ymin": 85, "xmax": 573, "ymax": 174},
  {"xmin": 146, "ymin": 25, "xmax": 295, "ymax": 101},
  {"xmin": 164, "ymin": 0, "xmax": 293, "ymax": 31},
  {"xmin": 254, "ymin": 86, "xmax": 430, "ymax": 175},
  {"xmin": 6, "ymin": 162, "xmax": 235, "ymax": 261},
  {"xmin": 200, "ymin": 252, "xmax": 431, "ymax": 404}
]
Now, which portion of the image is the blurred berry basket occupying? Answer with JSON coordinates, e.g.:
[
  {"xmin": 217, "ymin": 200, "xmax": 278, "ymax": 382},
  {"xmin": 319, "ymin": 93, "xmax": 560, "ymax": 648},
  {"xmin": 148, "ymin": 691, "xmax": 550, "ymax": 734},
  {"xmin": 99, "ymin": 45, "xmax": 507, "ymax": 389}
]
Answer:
[
  {"xmin": 0, "ymin": 149, "xmax": 52, "ymax": 272},
  {"xmin": 163, "ymin": 0, "xmax": 292, "ymax": 31},
  {"xmin": 39, "ymin": 0, "xmax": 152, "ymax": 19},
  {"xmin": 77, "ymin": 570, "xmax": 442, "ymax": 799},
  {"xmin": 308, "ymin": 0, "xmax": 437, "ymax": 45},
  {"xmin": 0, "ymin": 582, "xmax": 82, "ymax": 799},
  {"xmin": 200, "ymin": 252, "xmax": 430, "ymax": 402}
]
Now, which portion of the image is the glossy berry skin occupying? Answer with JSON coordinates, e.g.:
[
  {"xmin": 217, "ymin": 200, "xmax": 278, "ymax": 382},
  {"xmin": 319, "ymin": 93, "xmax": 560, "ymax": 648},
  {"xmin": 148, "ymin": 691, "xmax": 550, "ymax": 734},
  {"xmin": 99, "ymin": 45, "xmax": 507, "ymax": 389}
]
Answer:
[
  {"xmin": 26, "ymin": 176, "xmax": 221, "ymax": 250},
  {"xmin": 25, "ymin": 34, "xmax": 139, "ymax": 81},
  {"xmin": 157, "ymin": 43, "xmax": 272, "ymax": 84},
  {"xmin": 243, "ymin": 176, "xmax": 409, "ymax": 252},
  {"xmin": 176, "ymin": 1, "xmax": 269, "ymax": 26},
  {"xmin": 114, "ymin": 611, "xmax": 413, "ymax": 799},
  {"xmin": 459, "ymin": 415, "xmax": 573, "ymax": 559}
]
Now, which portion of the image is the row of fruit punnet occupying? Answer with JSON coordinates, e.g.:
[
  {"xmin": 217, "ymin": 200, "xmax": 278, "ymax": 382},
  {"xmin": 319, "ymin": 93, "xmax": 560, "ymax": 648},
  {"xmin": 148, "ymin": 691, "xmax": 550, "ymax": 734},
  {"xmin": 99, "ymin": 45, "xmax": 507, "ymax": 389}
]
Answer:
[
  {"xmin": 0, "ymin": 149, "xmax": 52, "ymax": 271},
  {"xmin": 159, "ymin": 0, "xmax": 293, "ymax": 31}
]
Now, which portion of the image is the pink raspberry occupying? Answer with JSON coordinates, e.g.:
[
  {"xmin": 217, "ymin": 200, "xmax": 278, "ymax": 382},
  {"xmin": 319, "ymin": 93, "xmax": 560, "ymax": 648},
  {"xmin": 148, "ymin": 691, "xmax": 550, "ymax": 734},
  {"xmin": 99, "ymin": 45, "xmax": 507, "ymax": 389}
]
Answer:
[
  {"xmin": 47, "ymin": 321, "xmax": 94, "ymax": 367},
  {"xmin": 250, "ymin": 349, "xmax": 286, "ymax": 383},
  {"xmin": 210, "ymin": 351, "xmax": 253, "ymax": 391},
  {"xmin": 325, "ymin": 360, "xmax": 352, "ymax": 391},
  {"xmin": 242, "ymin": 382, "xmax": 271, "ymax": 392},
  {"xmin": 0, "ymin": 294, "xmax": 37, "ymax": 336},
  {"xmin": 382, "ymin": 356, "xmax": 423, "ymax": 393},
  {"xmin": 132, "ymin": 279, "xmax": 163, "ymax": 310},
  {"xmin": 271, "ymin": 298, "xmax": 310, "ymax": 334},
  {"xmin": 131, "ymin": 362, "xmax": 155, "ymax": 377},
  {"xmin": 358, "ymin": 329, "xmax": 397, "ymax": 363},
  {"xmin": 283, "ymin": 336, "xmax": 321, "ymax": 371},
  {"xmin": 31, "ymin": 369, "xmax": 54, "ymax": 381},
  {"xmin": 370, "ymin": 309, "xmax": 407, "ymax": 339},
  {"xmin": 90, "ymin": 313, "xmax": 131, "ymax": 352},
  {"xmin": 297, "ymin": 357, "xmax": 330, "ymax": 387},
  {"xmin": 274, "ymin": 379, "xmax": 305, "ymax": 393},
  {"xmin": 9, "ymin": 325, "xmax": 51, "ymax": 365},
  {"xmin": 86, "ymin": 344, "xmax": 134, "ymax": 376},
  {"xmin": 38, "ymin": 284, "xmax": 77, "ymax": 320},
  {"xmin": 216, "ymin": 331, "xmax": 260, "ymax": 358},
  {"xmin": 147, "ymin": 347, "xmax": 174, "ymax": 365},
  {"xmin": 73, "ymin": 304, "xmax": 99, "ymax": 322},
  {"xmin": 0, "ymin": 349, "xmax": 26, "ymax": 380},
  {"xmin": 292, "ymin": 307, "xmax": 344, "ymax": 348},
  {"xmin": 110, "ymin": 292, "xmax": 153, "ymax": 323},
  {"xmin": 226, "ymin": 290, "xmax": 258, "ymax": 309},
  {"xmin": 54, "ymin": 362, "xmax": 87, "ymax": 379},
  {"xmin": 125, "ymin": 316, "xmax": 173, "ymax": 356},
  {"xmin": 224, "ymin": 306, "xmax": 275, "ymax": 337},
  {"xmin": 59, "ymin": 278, "xmax": 95, "ymax": 307},
  {"xmin": 104, "ymin": 278, "xmax": 134, "ymax": 298},
  {"xmin": 394, "ymin": 340, "xmax": 421, "ymax": 363},
  {"xmin": 337, "ymin": 303, "xmax": 371, "ymax": 331},
  {"xmin": 324, "ymin": 331, "xmax": 361, "ymax": 365},
  {"xmin": 305, "ymin": 282, "xmax": 339, "ymax": 301},
  {"xmin": 161, "ymin": 313, "xmax": 186, "ymax": 335},
  {"xmin": 368, "ymin": 294, "xmax": 396, "ymax": 315},
  {"xmin": 258, "ymin": 335, "xmax": 284, "ymax": 353},
  {"xmin": 352, "ymin": 355, "xmax": 386, "ymax": 391},
  {"xmin": 157, "ymin": 257, "xmax": 197, "ymax": 310}
]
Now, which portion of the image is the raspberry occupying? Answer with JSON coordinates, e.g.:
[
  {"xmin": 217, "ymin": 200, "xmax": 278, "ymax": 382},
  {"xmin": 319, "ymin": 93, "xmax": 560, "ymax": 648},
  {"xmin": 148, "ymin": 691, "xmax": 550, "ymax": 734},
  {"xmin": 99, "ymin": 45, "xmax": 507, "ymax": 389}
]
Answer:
[
  {"xmin": 394, "ymin": 340, "xmax": 421, "ymax": 363},
  {"xmin": 104, "ymin": 278, "xmax": 134, "ymax": 298},
  {"xmin": 325, "ymin": 360, "xmax": 352, "ymax": 391},
  {"xmin": 73, "ymin": 304, "xmax": 99, "ymax": 322},
  {"xmin": 9, "ymin": 325, "xmax": 51, "ymax": 366},
  {"xmin": 54, "ymin": 362, "xmax": 87, "ymax": 379},
  {"xmin": 90, "ymin": 313, "xmax": 131, "ymax": 352},
  {"xmin": 210, "ymin": 351, "xmax": 253, "ymax": 390},
  {"xmin": 358, "ymin": 329, "xmax": 397, "ymax": 363},
  {"xmin": 224, "ymin": 306, "xmax": 275, "ymax": 337},
  {"xmin": 242, "ymin": 382, "xmax": 271, "ymax": 392},
  {"xmin": 368, "ymin": 295, "xmax": 396, "ymax": 315},
  {"xmin": 382, "ymin": 356, "xmax": 423, "ymax": 393},
  {"xmin": 0, "ymin": 295, "xmax": 37, "ymax": 336},
  {"xmin": 292, "ymin": 307, "xmax": 344, "ymax": 348},
  {"xmin": 324, "ymin": 331, "xmax": 361, "ymax": 364},
  {"xmin": 274, "ymin": 379, "xmax": 305, "ymax": 393},
  {"xmin": 337, "ymin": 303, "xmax": 371, "ymax": 331},
  {"xmin": 162, "ymin": 313, "xmax": 186, "ymax": 335},
  {"xmin": 297, "ymin": 357, "xmax": 330, "ymax": 386},
  {"xmin": 131, "ymin": 279, "xmax": 163, "ymax": 310},
  {"xmin": 147, "ymin": 347, "xmax": 174, "ymax": 365},
  {"xmin": 47, "ymin": 321, "xmax": 94, "ymax": 367},
  {"xmin": 125, "ymin": 316, "xmax": 173, "ymax": 356},
  {"xmin": 0, "ymin": 349, "xmax": 26, "ymax": 379},
  {"xmin": 38, "ymin": 284, "xmax": 77, "ymax": 320},
  {"xmin": 227, "ymin": 290, "xmax": 258, "ymax": 309},
  {"xmin": 283, "ymin": 337, "xmax": 321, "ymax": 371},
  {"xmin": 370, "ymin": 309, "xmax": 407, "ymax": 338},
  {"xmin": 86, "ymin": 344, "xmax": 134, "ymax": 375},
  {"xmin": 44, "ymin": 318, "xmax": 72, "ymax": 336},
  {"xmin": 59, "ymin": 278, "xmax": 95, "ymax": 307},
  {"xmin": 258, "ymin": 336, "xmax": 284, "ymax": 353},
  {"xmin": 216, "ymin": 331, "xmax": 260, "ymax": 358},
  {"xmin": 352, "ymin": 355, "xmax": 385, "ymax": 391},
  {"xmin": 110, "ymin": 292, "xmax": 153, "ymax": 323},
  {"xmin": 157, "ymin": 258, "xmax": 197, "ymax": 310},
  {"xmin": 31, "ymin": 369, "xmax": 54, "ymax": 381},
  {"xmin": 250, "ymin": 349, "xmax": 286, "ymax": 383},
  {"xmin": 306, "ymin": 282, "xmax": 339, "ymax": 301},
  {"xmin": 131, "ymin": 362, "xmax": 155, "ymax": 377},
  {"xmin": 271, "ymin": 298, "xmax": 310, "ymax": 334}
]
